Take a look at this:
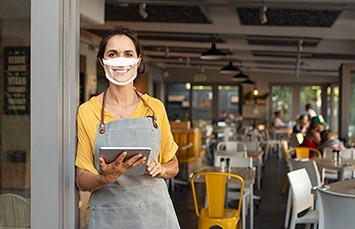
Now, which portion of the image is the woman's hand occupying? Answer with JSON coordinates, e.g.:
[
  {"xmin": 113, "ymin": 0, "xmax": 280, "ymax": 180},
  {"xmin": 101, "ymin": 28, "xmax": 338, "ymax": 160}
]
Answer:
[
  {"xmin": 99, "ymin": 152, "xmax": 147, "ymax": 183},
  {"xmin": 146, "ymin": 159, "xmax": 166, "ymax": 178}
]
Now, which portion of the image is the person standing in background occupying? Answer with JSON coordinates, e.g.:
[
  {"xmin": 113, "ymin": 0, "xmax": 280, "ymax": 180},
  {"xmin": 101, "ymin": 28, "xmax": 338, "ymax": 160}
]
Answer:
[{"xmin": 305, "ymin": 103, "xmax": 317, "ymax": 118}]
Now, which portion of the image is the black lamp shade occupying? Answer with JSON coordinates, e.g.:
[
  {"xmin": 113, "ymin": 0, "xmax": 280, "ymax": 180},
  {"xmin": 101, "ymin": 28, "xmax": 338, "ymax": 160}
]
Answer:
[
  {"xmin": 232, "ymin": 71, "xmax": 248, "ymax": 81},
  {"xmin": 220, "ymin": 61, "xmax": 240, "ymax": 74},
  {"xmin": 241, "ymin": 78, "xmax": 256, "ymax": 86},
  {"xmin": 200, "ymin": 43, "xmax": 226, "ymax": 60}
]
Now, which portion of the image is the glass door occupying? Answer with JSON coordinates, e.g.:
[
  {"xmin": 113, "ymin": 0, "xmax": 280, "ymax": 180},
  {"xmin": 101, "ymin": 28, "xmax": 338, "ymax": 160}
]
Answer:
[
  {"xmin": 0, "ymin": 1, "xmax": 31, "ymax": 197},
  {"xmin": 339, "ymin": 64, "xmax": 355, "ymax": 145},
  {"xmin": 192, "ymin": 85, "xmax": 212, "ymax": 124}
]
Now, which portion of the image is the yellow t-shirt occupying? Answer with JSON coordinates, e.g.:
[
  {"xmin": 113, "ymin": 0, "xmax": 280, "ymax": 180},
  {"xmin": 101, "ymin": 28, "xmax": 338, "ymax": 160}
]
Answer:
[{"xmin": 75, "ymin": 93, "xmax": 178, "ymax": 175}]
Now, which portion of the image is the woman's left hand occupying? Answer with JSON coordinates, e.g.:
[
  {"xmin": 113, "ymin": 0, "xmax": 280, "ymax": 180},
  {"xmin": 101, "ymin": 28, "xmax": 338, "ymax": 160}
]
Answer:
[{"xmin": 146, "ymin": 159, "xmax": 166, "ymax": 178}]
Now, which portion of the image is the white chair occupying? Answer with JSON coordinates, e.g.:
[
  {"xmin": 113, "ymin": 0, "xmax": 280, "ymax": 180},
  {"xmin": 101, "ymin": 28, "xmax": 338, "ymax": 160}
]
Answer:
[
  {"xmin": 285, "ymin": 159, "xmax": 321, "ymax": 228},
  {"xmin": 287, "ymin": 168, "xmax": 319, "ymax": 229},
  {"xmin": 216, "ymin": 141, "xmax": 247, "ymax": 152},
  {"xmin": 240, "ymin": 140, "xmax": 263, "ymax": 190},
  {"xmin": 321, "ymin": 147, "xmax": 338, "ymax": 183},
  {"xmin": 0, "ymin": 193, "xmax": 31, "ymax": 228},
  {"xmin": 317, "ymin": 187, "xmax": 355, "ymax": 229},
  {"xmin": 322, "ymin": 147, "xmax": 353, "ymax": 183},
  {"xmin": 214, "ymin": 156, "xmax": 253, "ymax": 229},
  {"xmin": 340, "ymin": 148, "xmax": 352, "ymax": 159},
  {"xmin": 261, "ymin": 128, "xmax": 282, "ymax": 159}
]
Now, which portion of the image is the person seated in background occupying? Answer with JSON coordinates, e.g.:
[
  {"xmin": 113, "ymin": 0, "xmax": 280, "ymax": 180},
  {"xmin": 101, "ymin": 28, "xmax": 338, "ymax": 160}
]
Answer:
[
  {"xmin": 292, "ymin": 114, "xmax": 309, "ymax": 135},
  {"xmin": 310, "ymin": 115, "xmax": 327, "ymax": 129},
  {"xmin": 318, "ymin": 129, "xmax": 346, "ymax": 153},
  {"xmin": 217, "ymin": 110, "xmax": 230, "ymax": 126},
  {"xmin": 272, "ymin": 110, "xmax": 287, "ymax": 129},
  {"xmin": 299, "ymin": 122, "xmax": 325, "ymax": 149},
  {"xmin": 218, "ymin": 110, "xmax": 229, "ymax": 122}
]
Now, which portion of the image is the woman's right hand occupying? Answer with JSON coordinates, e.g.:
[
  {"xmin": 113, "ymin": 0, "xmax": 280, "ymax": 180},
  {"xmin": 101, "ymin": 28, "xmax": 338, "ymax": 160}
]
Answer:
[{"xmin": 98, "ymin": 152, "xmax": 147, "ymax": 183}]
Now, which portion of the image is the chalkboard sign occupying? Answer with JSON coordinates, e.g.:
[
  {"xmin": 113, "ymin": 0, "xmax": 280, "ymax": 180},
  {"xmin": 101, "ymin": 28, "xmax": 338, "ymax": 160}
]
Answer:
[{"xmin": 3, "ymin": 47, "xmax": 30, "ymax": 115}]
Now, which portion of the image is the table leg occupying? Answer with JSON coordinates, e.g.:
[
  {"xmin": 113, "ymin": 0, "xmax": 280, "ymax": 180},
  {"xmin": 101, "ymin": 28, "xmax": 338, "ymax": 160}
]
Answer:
[
  {"xmin": 257, "ymin": 158, "xmax": 262, "ymax": 190},
  {"xmin": 250, "ymin": 184, "xmax": 254, "ymax": 229},
  {"xmin": 338, "ymin": 171, "xmax": 345, "ymax": 181}
]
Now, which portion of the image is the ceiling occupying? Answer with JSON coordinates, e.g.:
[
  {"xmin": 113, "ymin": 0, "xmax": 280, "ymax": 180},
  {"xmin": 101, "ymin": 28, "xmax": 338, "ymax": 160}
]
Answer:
[{"xmin": 81, "ymin": 0, "xmax": 355, "ymax": 78}]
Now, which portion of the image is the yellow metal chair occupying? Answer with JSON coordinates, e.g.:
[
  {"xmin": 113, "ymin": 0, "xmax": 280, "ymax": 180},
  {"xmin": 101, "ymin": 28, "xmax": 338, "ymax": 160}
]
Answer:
[
  {"xmin": 287, "ymin": 147, "xmax": 322, "ymax": 159},
  {"xmin": 171, "ymin": 128, "xmax": 204, "ymax": 189},
  {"xmin": 280, "ymin": 140, "xmax": 290, "ymax": 194},
  {"xmin": 190, "ymin": 172, "xmax": 244, "ymax": 229}
]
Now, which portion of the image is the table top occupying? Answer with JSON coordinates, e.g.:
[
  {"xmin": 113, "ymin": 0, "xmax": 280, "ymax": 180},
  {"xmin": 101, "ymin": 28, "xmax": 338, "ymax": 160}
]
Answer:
[
  {"xmin": 216, "ymin": 150, "xmax": 264, "ymax": 159},
  {"xmin": 193, "ymin": 165, "xmax": 256, "ymax": 185},
  {"xmin": 313, "ymin": 158, "xmax": 355, "ymax": 172},
  {"xmin": 324, "ymin": 179, "xmax": 355, "ymax": 195}
]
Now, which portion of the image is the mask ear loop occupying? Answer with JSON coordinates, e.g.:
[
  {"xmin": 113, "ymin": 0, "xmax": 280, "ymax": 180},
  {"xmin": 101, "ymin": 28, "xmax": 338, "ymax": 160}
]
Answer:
[
  {"xmin": 99, "ymin": 90, "xmax": 107, "ymax": 134},
  {"xmin": 134, "ymin": 89, "xmax": 158, "ymax": 129}
]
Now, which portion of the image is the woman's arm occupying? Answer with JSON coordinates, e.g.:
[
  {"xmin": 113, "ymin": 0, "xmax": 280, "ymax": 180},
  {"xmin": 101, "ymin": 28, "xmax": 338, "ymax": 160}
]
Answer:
[
  {"xmin": 76, "ymin": 152, "xmax": 147, "ymax": 192},
  {"xmin": 146, "ymin": 155, "xmax": 179, "ymax": 179},
  {"xmin": 76, "ymin": 167, "xmax": 108, "ymax": 192}
]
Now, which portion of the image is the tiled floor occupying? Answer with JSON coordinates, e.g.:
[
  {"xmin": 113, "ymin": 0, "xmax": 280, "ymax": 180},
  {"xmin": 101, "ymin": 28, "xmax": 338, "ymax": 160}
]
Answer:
[{"xmin": 170, "ymin": 153, "xmax": 292, "ymax": 229}]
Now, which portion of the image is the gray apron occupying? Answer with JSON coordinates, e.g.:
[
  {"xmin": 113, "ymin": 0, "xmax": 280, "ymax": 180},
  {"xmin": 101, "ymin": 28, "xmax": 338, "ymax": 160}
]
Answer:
[{"xmin": 88, "ymin": 91, "xmax": 180, "ymax": 229}]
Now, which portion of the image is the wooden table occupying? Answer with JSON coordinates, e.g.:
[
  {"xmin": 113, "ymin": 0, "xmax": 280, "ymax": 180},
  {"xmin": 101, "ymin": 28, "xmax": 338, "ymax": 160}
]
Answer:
[
  {"xmin": 313, "ymin": 158, "xmax": 355, "ymax": 181},
  {"xmin": 216, "ymin": 150, "xmax": 264, "ymax": 189},
  {"xmin": 327, "ymin": 179, "xmax": 355, "ymax": 195},
  {"xmin": 192, "ymin": 165, "xmax": 256, "ymax": 229},
  {"xmin": 248, "ymin": 151, "xmax": 264, "ymax": 190}
]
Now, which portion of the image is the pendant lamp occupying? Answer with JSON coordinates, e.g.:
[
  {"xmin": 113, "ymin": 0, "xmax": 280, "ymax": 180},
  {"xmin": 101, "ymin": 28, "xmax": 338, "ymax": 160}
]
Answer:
[
  {"xmin": 200, "ymin": 42, "xmax": 226, "ymax": 60},
  {"xmin": 241, "ymin": 78, "xmax": 256, "ymax": 86},
  {"xmin": 232, "ymin": 71, "xmax": 248, "ymax": 81},
  {"xmin": 220, "ymin": 60, "xmax": 240, "ymax": 74}
]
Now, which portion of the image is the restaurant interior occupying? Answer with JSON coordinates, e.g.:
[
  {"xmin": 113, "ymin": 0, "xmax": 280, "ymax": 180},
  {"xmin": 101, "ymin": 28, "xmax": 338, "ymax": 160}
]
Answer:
[{"xmin": 1, "ymin": 0, "xmax": 355, "ymax": 228}]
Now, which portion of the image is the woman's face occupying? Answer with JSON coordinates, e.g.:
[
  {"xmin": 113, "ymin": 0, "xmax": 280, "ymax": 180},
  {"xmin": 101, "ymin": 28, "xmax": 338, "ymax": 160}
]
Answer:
[{"xmin": 103, "ymin": 35, "xmax": 141, "ymax": 84}]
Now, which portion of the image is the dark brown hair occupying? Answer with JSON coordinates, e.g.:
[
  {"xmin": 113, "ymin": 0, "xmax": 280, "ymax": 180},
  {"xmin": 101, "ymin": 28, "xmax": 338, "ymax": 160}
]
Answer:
[{"xmin": 97, "ymin": 26, "xmax": 145, "ymax": 74}]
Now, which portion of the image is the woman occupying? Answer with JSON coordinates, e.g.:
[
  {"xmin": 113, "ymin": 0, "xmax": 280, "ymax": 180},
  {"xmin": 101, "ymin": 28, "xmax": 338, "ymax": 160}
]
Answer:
[
  {"xmin": 75, "ymin": 26, "xmax": 180, "ymax": 228},
  {"xmin": 272, "ymin": 110, "xmax": 287, "ymax": 129},
  {"xmin": 299, "ymin": 122, "xmax": 324, "ymax": 149}
]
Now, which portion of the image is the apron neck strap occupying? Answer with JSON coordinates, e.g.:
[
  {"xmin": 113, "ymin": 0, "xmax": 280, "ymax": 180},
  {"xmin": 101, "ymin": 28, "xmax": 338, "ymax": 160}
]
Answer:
[
  {"xmin": 133, "ymin": 89, "xmax": 158, "ymax": 128},
  {"xmin": 99, "ymin": 88, "xmax": 158, "ymax": 134}
]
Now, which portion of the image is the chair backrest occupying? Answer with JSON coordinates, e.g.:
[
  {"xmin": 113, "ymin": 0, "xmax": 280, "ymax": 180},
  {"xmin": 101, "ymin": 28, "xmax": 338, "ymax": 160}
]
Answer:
[
  {"xmin": 190, "ymin": 172, "xmax": 244, "ymax": 219},
  {"xmin": 287, "ymin": 147, "xmax": 322, "ymax": 159},
  {"xmin": 288, "ymin": 159, "xmax": 321, "ymax": 187},
  {"xmin": 287, "ymin": 168, "xmax": 314, "ymax": 214},
  {"xmin": 317, "ymin": 188, "xmax": 355, "ymax": 229},
  {"xmin": 290, "ymin": 133, "xmax": 304, "ymax": 147},
  {"xmin": 281, "ymin": 140, "xmax": 289, "ymax": 158},
  {"xmin": 323, "ymin": 147, "xmax": 333, "ymax": 159},
  {"xmin": 173, "ymin": 128, "xmax": 203, "ymax": 162},
  {"xmin": 0, "ymin": 193, "xmax": 31, "ymax": 227},
  {"xmin": 240, "ymin": 140, "xmax": 260, "ymax": 152},
  {"xmin": 214, "ymin": 156, "xmax": 253, "ymax": 168},
  {"xmin": 340, "ymin": 148, "xmax": 352, "ymax": 159},
  {"xmin": 216, "ymin": 141, "xmax": 247, "ymax": 152}
]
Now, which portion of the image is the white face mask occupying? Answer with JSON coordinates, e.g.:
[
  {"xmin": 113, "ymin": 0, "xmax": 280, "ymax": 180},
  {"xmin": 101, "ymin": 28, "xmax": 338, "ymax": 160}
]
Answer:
[{"xmin": 102, "ymin": 57, "xmax": 140, "ymax": 86}]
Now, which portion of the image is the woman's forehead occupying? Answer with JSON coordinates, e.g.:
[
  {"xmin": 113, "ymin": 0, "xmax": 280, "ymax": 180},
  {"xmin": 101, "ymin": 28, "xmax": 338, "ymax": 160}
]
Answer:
[{"xmin": 106, "ymin": 35, "xmax": 136, "ymax": 52}]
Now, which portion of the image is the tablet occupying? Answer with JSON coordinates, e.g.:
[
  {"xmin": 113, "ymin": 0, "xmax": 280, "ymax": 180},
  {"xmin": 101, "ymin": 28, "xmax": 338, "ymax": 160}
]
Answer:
[{"xmin": 99, "ymin": 146, "xmax": 151, "ymax": 175}]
